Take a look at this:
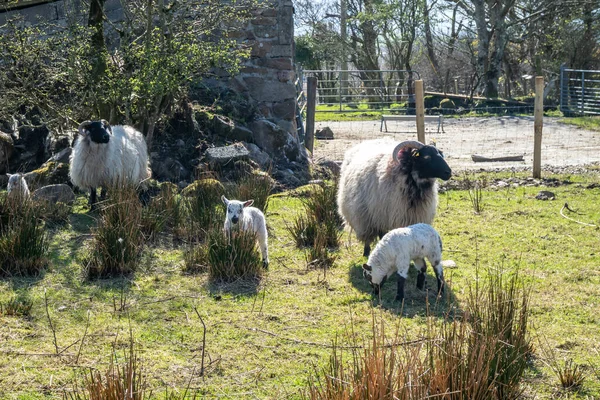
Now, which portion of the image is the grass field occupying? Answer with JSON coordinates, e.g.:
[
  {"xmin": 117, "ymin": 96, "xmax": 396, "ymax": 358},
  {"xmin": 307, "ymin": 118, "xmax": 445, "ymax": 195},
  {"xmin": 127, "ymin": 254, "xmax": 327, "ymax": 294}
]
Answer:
[
  {"xmin": 313, "ymin": 104, "xmax": 600, "ymax": 123},
  {"xmin": 559, "ymin": 116, "xmax": 600, "ymax": 131},
  {"xmin": 1, "ymin": 170, "xmax": 600, "ymax": 399}
]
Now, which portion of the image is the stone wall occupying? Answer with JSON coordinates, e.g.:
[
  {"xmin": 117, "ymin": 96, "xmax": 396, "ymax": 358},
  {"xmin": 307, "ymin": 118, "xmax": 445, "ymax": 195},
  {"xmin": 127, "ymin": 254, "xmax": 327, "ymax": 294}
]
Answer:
[{"xmin": 230, "ymin": 0, "xmax": 297, "ymax": 136}]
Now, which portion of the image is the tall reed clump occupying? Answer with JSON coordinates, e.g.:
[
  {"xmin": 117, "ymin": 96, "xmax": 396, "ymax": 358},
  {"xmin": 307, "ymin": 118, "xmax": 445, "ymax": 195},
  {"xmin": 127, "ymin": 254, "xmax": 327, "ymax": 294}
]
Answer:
[
  {"xmin": 464, "ymin": 175, "xmax": 487, "ymax": 213},
  {"xmin": 304, "ymin": 318, "xmax": 429, "ymax": 399},
  {"xmin": 85, "ymin": 184, "xmax": 144, "ymax": 278},
  {"xmin": 226, "ymin": 170, "xmax": 274, "ymax": 213},
  {"xmin": 141, "ymin": 182, "xmax": 182, "ymax": 240},
  {"xmin": 0, "ymin": 195, "xmax": 48, "ymax": 276},
  {"xmin": 0, "ymin": 295, "xmax": 33, "ymax": 317},
  {"xmin": 183, "ymin": 178, "xmax": 226, "ymax": 240},
  {"xmin": 287, "ymin": 181, "xmax": 342, "ymax": 249},
  {"xmin": 539, "ymin": 337, "xmax": 586, "ymax": 391},
  {"xmin": 305, "ymin": 268, "xmax": 532, "ymax": 400},
  {"xmin": 206, "ymin": 225, "xmax": 263, "ymax": 282},
  {"xmin": 66, "ymin": 336, "xmax": 148, "ymax": 400}
]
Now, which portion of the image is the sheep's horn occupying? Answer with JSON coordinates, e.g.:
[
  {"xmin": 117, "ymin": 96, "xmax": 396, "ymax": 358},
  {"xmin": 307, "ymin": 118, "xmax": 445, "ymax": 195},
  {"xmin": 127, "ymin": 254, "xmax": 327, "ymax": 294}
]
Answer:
[
  {"xmin": 392, "ymin": 140, "xmax": 424, "ymax": 162},
  {"xmin": 100, "ymin": 119, "xmax": 112, "ymax": 134},
  {"xmin": 78, "ymin": 121, "xmax": 93, "ymax": 136}
]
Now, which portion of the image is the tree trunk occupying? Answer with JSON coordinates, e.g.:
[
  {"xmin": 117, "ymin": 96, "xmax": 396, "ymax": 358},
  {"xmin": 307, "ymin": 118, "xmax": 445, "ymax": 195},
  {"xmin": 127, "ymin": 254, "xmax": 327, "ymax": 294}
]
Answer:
[
  {"xmin": 423, "ymin": 0, "xmax": 440, "ymax": 88},
  {"xmin": 472, "ymin": 0, "xmax": 488, "ymax": 96},
  {"xmin": 88, "ymin": 0, "xmax": 108, "ymax": 117}
]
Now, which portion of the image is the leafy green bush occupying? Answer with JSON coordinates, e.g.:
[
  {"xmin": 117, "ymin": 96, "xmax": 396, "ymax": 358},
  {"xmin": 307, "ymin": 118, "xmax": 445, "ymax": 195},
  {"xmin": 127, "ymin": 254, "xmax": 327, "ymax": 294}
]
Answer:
[{"xmin": 0, "ymin": 1, "xmax": 254, "ymax": 139}]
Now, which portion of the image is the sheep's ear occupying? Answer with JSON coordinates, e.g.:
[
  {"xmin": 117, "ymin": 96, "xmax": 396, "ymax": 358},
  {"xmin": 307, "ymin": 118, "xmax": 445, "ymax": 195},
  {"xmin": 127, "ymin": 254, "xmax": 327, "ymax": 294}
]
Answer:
[
  {"xmin": 243, "ymin": 199, "xmax": 254, "ymax": 208},
  {"xmin": 221, "ymin": 195, "xmax": 229, "ymax": 205},
  {"xmin": 362, "ymin": 263, "xmax": 372, "ymax": 272},
  {"xmin": 101, "ymin": 119, "xmax": 112, "ymax": 134}
]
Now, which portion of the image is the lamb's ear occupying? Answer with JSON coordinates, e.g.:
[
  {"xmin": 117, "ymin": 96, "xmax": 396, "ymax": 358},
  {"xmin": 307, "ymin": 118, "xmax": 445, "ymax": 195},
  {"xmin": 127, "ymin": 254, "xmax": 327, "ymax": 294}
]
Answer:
[
  {"xmin": 221, "ymin": 195, "xmax": 229, "ymax": 205},
  {"xmin": 362, "ymin": 263, "xmax": 372, "ymax": 271},
  {"xmin": 243, "ymin": 199, "xmax": 254, "ymax": 208},
  {"xmin": 100, "ymin": 119, "xmax": 112, "ymax": 134}
]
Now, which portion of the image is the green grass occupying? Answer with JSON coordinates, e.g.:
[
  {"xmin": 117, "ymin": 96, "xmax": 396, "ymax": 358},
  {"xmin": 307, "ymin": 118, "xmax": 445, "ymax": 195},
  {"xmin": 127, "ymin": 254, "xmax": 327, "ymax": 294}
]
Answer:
[
  {"xmin": 315, "ymin": 103, "xmax": 404, "ymax": 122},
  {"xmin": 1, "ymin": 170, "xmax": 600, "ymax": 398},
  {"xmin": 559, "ymin": 116, "xmax": 600, "ymax": 131},
  {"xmin": 314, "ymin": 103, "xmax": 565, "ymax": 121}
]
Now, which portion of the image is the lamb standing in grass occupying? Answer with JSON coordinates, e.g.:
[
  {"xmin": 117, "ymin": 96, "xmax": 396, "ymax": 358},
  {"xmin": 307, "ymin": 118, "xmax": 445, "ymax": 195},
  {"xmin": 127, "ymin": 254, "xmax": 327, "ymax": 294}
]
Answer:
[
  {"xmin": 222, "ymin": 195, "xmax": 269, "ymax": 268},
  {"xmin": 362, "ymin": 223, "xmax": 448, "ymax": 302},
  {"xmin": 6, "ymin": 173, "xmax": 30, "ymax": 202}
]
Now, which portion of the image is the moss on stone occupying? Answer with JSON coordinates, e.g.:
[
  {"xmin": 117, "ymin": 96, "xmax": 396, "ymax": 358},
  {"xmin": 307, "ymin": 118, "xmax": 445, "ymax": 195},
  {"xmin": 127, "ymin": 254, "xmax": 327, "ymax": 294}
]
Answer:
[
  {"xmin": 440, "ymin": 98, "xmax": 456, "ymax": 109},
  {"xmin": 30, "ymin": 161, "xmax": 70, "ymax": 186},
  {"xmin": 181, "ymin": 178, "xmax": 225, "ymax": 199}
]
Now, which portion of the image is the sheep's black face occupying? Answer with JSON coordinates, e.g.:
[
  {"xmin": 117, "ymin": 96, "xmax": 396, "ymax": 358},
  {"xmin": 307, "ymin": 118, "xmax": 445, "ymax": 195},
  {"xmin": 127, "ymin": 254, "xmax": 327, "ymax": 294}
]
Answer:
[
  {"xmin": 363, "ymin": 263, "xmax": 385, "ymax": 295},
  {"xmin": 86, "ymin": 121, "xmax": 111, "ymax": 144},
  {"xmin": 411, "ymin": 146, "xmax": 451, "ymax": 181}
]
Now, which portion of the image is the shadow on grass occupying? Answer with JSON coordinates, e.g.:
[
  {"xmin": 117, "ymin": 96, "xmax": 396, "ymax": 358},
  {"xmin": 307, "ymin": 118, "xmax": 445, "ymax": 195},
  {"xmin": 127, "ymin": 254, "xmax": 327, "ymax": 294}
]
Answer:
[
  {"xmin": 204, "ymin": 276, "xmax": 262, "ymax": 298},
  {"xmin": 348, "ymin": 261, "xmax": 461, "ymax": 318}
]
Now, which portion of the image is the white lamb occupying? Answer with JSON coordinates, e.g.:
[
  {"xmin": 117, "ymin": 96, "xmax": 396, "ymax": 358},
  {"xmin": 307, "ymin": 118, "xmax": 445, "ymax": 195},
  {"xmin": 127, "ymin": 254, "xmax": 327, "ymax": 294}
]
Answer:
[
  {"xmin": 221, "ymin": 195, "xmax": 269, "ymax": 268},
  {"xmin": 69, "ymin": 120, "xmax": 151, "ymax": 209},
  {"xmin": 362, "ymin": 223, "xmax": 449, "ymax": 302},
  {"xmin": 6, "ymin": 173, "xmax": 30, "ymax": 202}
]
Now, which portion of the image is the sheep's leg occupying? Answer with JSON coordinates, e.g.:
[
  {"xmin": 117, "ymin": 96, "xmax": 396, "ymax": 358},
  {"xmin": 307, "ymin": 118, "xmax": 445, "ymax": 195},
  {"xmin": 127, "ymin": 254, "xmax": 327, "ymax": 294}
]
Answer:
[
  {"xmin": 100, "ymin": 187, "xmax": 107, "ymax": 200},
  {"xmin": 414, "ymin": 258, "xmax": 427, "ymax": 290},
  {"xmin": 257, "ymin": 225, "xmax": 269, "ymax": 269},
  {"xmin": 433, "ymin": 262, "xmax": 444, "ymax": 295},
  {"xmin": 89, "ymin": 187, "xmax": 97, "ymax": 210},
  {"xmin": 363, "ymin": 243, "xmax": 370, "ymax": 257},
  {"xmin": 372, "ymin": 275, "xmax": 387, "ymax": 296},
  {"xmin": 395, "ymin": 275, "xmax": 406, "ymax": 302},
  {"xmin": 259, "ymin": 237, "xmax": 269, "ymax": 269}
]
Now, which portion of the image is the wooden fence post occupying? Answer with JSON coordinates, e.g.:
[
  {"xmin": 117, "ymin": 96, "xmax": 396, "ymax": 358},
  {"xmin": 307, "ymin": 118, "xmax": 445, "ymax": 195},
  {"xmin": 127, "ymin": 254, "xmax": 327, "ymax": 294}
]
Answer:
[
  {"xmin": 533, "ymin": 76, "xmax": 544, "ymax": 179},
  {"xmin": 305, "ymin": 76, "xmax": 317, "ymax": 155},
  {"xmin": 415, "ymin": 80, "xmax": 426, "ymax": 143}
]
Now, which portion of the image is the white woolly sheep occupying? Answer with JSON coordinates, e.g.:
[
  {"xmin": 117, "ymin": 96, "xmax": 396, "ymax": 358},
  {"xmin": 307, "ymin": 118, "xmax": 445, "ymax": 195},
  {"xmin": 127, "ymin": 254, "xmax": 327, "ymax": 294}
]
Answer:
[
  {"xmin": 337, "ymin": 139, "xmax": 451, "ymax": 257},
  {"xmin": 362, "ymin": 223, "xmax": 446, "ymax": 302},
  {"xmin": 6, "ymin": 173, "xmax": 30, "ymax": 201},
  {"xmin": 221, "ymin": 195, "xmax": 269, "ymax": 268},
  {"xmin": 69, "ymin": 120, "xmax": 151, "ymax": 208}
]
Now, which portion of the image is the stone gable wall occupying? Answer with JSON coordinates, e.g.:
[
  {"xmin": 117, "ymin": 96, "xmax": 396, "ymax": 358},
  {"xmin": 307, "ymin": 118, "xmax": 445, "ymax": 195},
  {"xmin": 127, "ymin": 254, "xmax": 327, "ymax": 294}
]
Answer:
[
  {"xmin": 1, "ymin": 0, "xmax": 298, "ymax": 141},
  {"xmin": 230, "ymin": 0, "xmax": 297, "ymax": 136}
]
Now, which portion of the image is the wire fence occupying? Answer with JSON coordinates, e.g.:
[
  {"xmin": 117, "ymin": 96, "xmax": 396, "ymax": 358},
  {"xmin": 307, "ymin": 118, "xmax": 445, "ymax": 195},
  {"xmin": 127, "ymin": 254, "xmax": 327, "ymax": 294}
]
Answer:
[
  {"xmin": 299, "ymin": 70, "xmax": 600, "ymax": 172},
  {"xmin": 560, "ymin": 67, "xmax": 600, "ymax": 116},
  {"xmin": 312, "ymin": 116, "xmax": 600, "ymax": 172}
]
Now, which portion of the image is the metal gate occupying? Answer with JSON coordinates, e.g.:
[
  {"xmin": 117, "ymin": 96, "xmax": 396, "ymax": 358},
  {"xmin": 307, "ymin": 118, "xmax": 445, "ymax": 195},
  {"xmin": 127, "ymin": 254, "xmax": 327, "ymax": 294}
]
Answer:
[
  {"xmin": 301, "ymin": 69, "xmax": 421, "ymax": 114},
  {"xmin": 560, "ymin": 67, "xmax": 600, "ymax": 116}
]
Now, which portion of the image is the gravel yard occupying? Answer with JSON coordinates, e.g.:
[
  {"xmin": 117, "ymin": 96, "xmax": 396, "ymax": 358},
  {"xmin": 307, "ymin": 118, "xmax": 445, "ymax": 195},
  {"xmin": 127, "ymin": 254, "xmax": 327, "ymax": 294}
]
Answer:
[{"xmin": 313, "ymin": 116, "xmax": 600, "ymax": 172}]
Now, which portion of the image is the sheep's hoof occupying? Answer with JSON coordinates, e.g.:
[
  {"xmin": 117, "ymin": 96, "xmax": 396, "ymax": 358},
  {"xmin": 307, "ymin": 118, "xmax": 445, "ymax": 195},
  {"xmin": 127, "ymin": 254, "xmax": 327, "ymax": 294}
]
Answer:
[{"xmin": 262, "ymin": 261, "xmax": 269, "ymax": 269}]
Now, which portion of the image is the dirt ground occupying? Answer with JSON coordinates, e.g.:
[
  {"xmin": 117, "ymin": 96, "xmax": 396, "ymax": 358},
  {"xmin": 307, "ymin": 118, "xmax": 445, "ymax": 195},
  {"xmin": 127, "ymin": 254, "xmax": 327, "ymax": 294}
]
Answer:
[{"xmin": 313, "ymin": 116, "xmax": 600, "ymax": 172}]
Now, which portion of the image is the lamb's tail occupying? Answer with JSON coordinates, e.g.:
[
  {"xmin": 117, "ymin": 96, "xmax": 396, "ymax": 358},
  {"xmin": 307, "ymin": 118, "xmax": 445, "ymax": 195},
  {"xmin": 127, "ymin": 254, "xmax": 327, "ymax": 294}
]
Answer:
[{"xmin": 441, "ymin": 260, "xmax": 457, "ymax": 268}]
